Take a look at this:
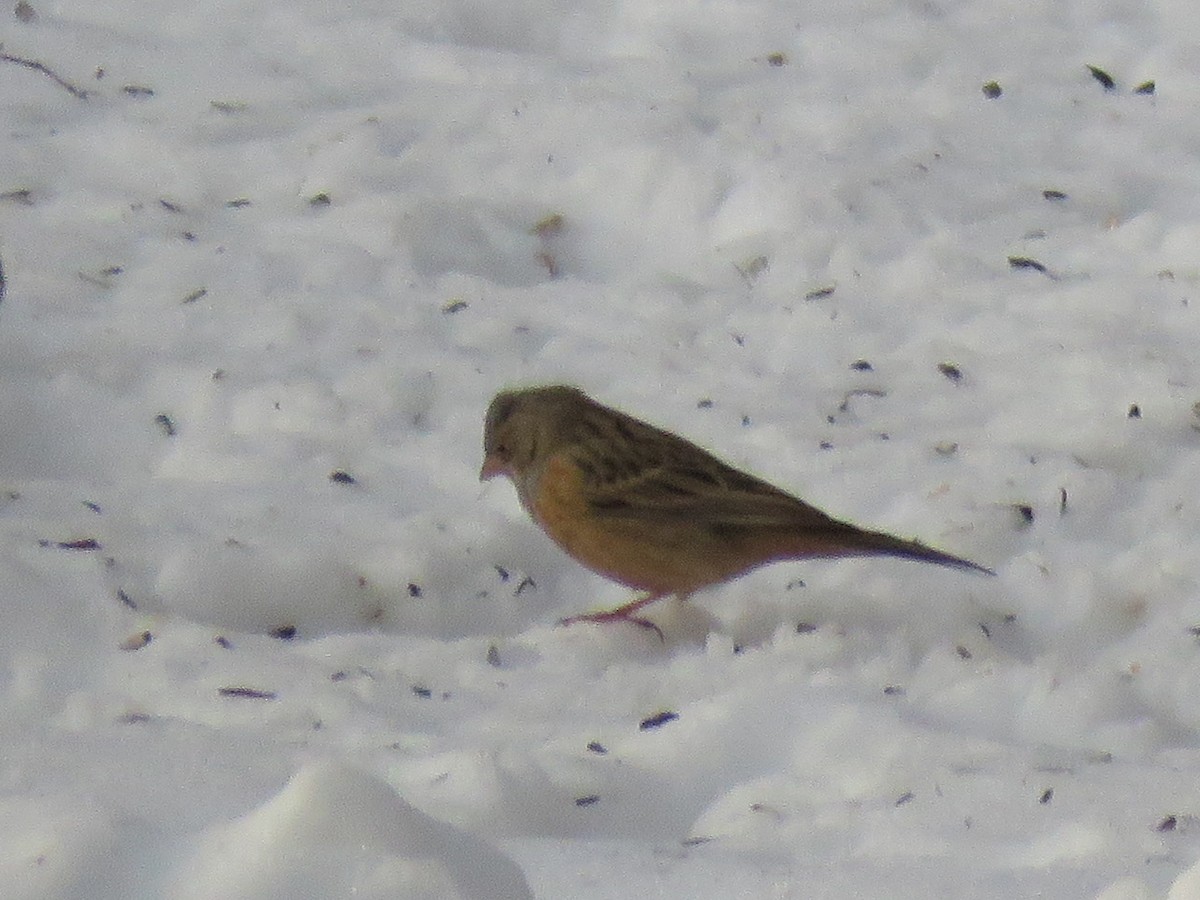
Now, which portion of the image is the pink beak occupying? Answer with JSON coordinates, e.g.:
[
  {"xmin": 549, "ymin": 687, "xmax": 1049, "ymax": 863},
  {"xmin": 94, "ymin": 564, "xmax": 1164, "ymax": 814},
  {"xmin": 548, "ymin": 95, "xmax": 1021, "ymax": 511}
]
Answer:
[{"xmin": 480, "ymin": 454, "xmax": 507, "ymax": 481}]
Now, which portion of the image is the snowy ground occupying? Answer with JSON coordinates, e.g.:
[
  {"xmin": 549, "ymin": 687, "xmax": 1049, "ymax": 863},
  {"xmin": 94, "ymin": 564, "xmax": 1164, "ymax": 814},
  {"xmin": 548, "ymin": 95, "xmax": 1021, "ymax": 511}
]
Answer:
[{"xmin": 3, "ymin": 0, "xmax": 1200, "ymax": 897}]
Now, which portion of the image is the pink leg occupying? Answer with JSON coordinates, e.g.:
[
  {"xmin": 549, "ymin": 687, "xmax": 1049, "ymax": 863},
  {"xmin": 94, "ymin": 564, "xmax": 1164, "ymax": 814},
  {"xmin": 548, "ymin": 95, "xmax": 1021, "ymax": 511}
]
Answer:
[{"xmin": 559, "ymin": 593, "xmax": 670, "ymax": 640}]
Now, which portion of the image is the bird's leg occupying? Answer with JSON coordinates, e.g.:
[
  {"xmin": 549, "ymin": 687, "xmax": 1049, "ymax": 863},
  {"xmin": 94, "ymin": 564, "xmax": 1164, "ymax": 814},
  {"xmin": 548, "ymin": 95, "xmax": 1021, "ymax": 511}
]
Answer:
[{"xmin": 559, "ymin": 592, "xmax": 669, "ymax": 640}]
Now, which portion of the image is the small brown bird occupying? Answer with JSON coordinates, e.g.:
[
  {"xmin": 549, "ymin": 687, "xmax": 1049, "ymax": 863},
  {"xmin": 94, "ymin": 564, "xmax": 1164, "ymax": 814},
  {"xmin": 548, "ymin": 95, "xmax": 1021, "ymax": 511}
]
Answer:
[{"xmin": 481, "ymin": 385, "xmax": 992, "ymax": 633}]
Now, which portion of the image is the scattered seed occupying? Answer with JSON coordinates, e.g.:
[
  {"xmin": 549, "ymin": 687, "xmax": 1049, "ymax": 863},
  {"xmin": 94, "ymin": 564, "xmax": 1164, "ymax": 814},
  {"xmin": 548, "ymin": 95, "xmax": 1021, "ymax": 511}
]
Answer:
[
  {"xmin": 1008, "ymin": 256, "xmax": 1048, "ymax": 274},
  {"xmin": 218, "ymin": 686, "xmax": 276, "ymax": 700},
  {"xmin": 1086, "ymin": 65, "xmax": 1116, "ymax": 91},
  {"xmin": 52, "ymin": 538, "xmax": 101, "ymax": 551},
  {"xmin": 639, "ymin": 710, "xmax": 678, "ymax": 731},
  {"xmin": 154, "ymin": 413, "xmax": 177, "ymax": 437},
  {"xmin": 0, "ymin": 188, "xmax": 34, "ymax": 205},
  {"xmin": 938, "ymin": 362, "xmax": 963, "ymax": 383}
]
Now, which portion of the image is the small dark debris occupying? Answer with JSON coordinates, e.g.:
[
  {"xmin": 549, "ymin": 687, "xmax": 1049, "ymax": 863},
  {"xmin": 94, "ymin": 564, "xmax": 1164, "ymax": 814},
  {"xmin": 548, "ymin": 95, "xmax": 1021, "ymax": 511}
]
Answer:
[
  {"xmin": 1039, "ymin": 788, "xmax": 1054, "ymax": 805},
  {"xmin": 586, "ymin": 741, "xmax": 607, "ymax": 754},
  {"xmin": 117, "ymin": 589, "xmax": 136, "ymax": 609},
  {"xmin": 895, "ymin": 791, "xmax": 915, "ymax": 806},
  {"xmin": 1086, "ymin": 65, "xmax": 1116, "ymax": 91},
  {"xmin": 51, "ymin": 538, "xmax": 100, "ymax": 551},
  {"xmin": 766, "ymin": 52, "xmax": 787, "ymax": 67},
  {"xmin": 122, "ymin": 84, "xmax": 155, "ymax": 97},
  {"xmin": 214, "ymin": 635, "xmax": 233, "ymax": 649},
  {"xmin": 308, "ymin": 192, "xmax": 331, "ymax": 207},
  {"xmin": 154, "ymin": 413, "xmax": 177, "ymax": 437},
  {"xmin": 329, "ymin": 469, "xmax": 356, "ymax": 484},
  {"xmin": 0, "ymin": 188, "xmax": 34, "ymax": 205},
  {"xmin": 697, "ymin": 398, "xmax": 714, "ymax": 409},
  {"xmin": 1134, "ymin": 80, "xmax": 1155, "ymax": 95},
  {"xmin": 515, "ymin": 575, "xmax": 536, "ymax": 595},
  {"xmin": 795, "ymin": 622, "xmax": 817, "ymax": 634},
  {"xmin": 218, "ymin": 686, "xmax": 277, "ymax": 700},
  {"xmin": 574, "ymin": 795, "xmax": 601, "ymax": 807},
  {"xmin": 938, "ymin": 362, "xmax": 963, "ymax": 383},
  {"xmin": 956, "ymin": 645, "xmax": 972, "ymax": 660},
  {"xmin": 1127, "ymin": 403, "xmax": 1141, "ymax": 419},
  {"xmin": 181, "ymin": 288, "xmax": 207, "ymax": 304},
  {"xmin": 407, "ymin": 582, "xmax": 423, "ymax": 598},
  {"xmin": 1157, "ymin": 815, "xmax": 1178, "ymax": 833},
  {"xmin": 850, "ymin": 359, "xmax": 873, "ymax": 371},
  {"xmin": 412, "ymin": 685, "xmax": 432, "ymax": 699},
  {"xmin": 1015, "ymin": 504, "xmax": 1035, "ymax": 525},
  {"xmin": 442, "ymin": 299, "xmax": 469, "ymax": 314},
  {"xmin": 269, "ymin": 624, "xmax": 297, "ymax": 640},
  {"xmin": 1008, "ymin": 256, "xmax": 1048, "ymax": 274},
  {"xmin": 883, "ymin": 685, "xmax": 905, "ymax": 696},
  {"xmin": 639, "ymin": 710, "xmax": 679, "ymax": 731},
  {"xmin": 982, "ymin": 81, "xmax": 1002, "ymax": 99},
  {"xmin": 225, "ymin": 198, "xmax": 252, "ymax": 208},
  {"xmin": 1043, "ymin": 189, "xmax": 1068, "ymax": 201},
  {"xmin": 805, "ymin": 285, "xmax": 835, "ymax": 301},
  {"xmin": 486, "ymin": 644, "xmax": 501, "ymax": 667}
]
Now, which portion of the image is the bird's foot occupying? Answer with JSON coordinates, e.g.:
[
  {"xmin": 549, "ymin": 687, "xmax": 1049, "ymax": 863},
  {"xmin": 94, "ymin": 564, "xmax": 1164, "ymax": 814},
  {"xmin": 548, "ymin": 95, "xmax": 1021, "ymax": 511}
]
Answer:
[{"xmin": 558, "ymin": 593, "xmax": 668, "ymax": 641}]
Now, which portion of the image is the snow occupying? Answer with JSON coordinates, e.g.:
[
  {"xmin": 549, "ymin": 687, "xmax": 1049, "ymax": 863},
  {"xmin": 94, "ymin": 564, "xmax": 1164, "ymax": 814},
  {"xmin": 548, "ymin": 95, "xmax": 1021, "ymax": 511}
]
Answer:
[{"xmin": 2, "ymin": 0, "xmax": 1200, "ymax": 896}]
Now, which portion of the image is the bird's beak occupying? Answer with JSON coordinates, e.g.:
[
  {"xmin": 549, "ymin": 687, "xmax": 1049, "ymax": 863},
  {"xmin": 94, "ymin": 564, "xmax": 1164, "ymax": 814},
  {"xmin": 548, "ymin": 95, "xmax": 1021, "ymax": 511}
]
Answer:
[{"xmin": 479, "ymin": 454, "xmax": 506, "ymax": 482}]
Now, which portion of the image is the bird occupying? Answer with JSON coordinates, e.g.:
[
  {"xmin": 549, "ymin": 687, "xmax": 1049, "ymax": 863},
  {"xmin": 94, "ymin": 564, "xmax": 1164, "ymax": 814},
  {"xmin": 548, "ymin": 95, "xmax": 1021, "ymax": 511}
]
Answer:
[{"xmin": 481, "ymin": 385, "xmax": 993, "ymax": 635}]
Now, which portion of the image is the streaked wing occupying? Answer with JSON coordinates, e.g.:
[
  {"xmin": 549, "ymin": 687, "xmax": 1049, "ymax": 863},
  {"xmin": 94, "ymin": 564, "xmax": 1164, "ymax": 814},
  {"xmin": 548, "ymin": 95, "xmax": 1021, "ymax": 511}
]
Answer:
[{"xmin": 570, "ymin": 423, "xmax": 842, "ymax": 532}]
